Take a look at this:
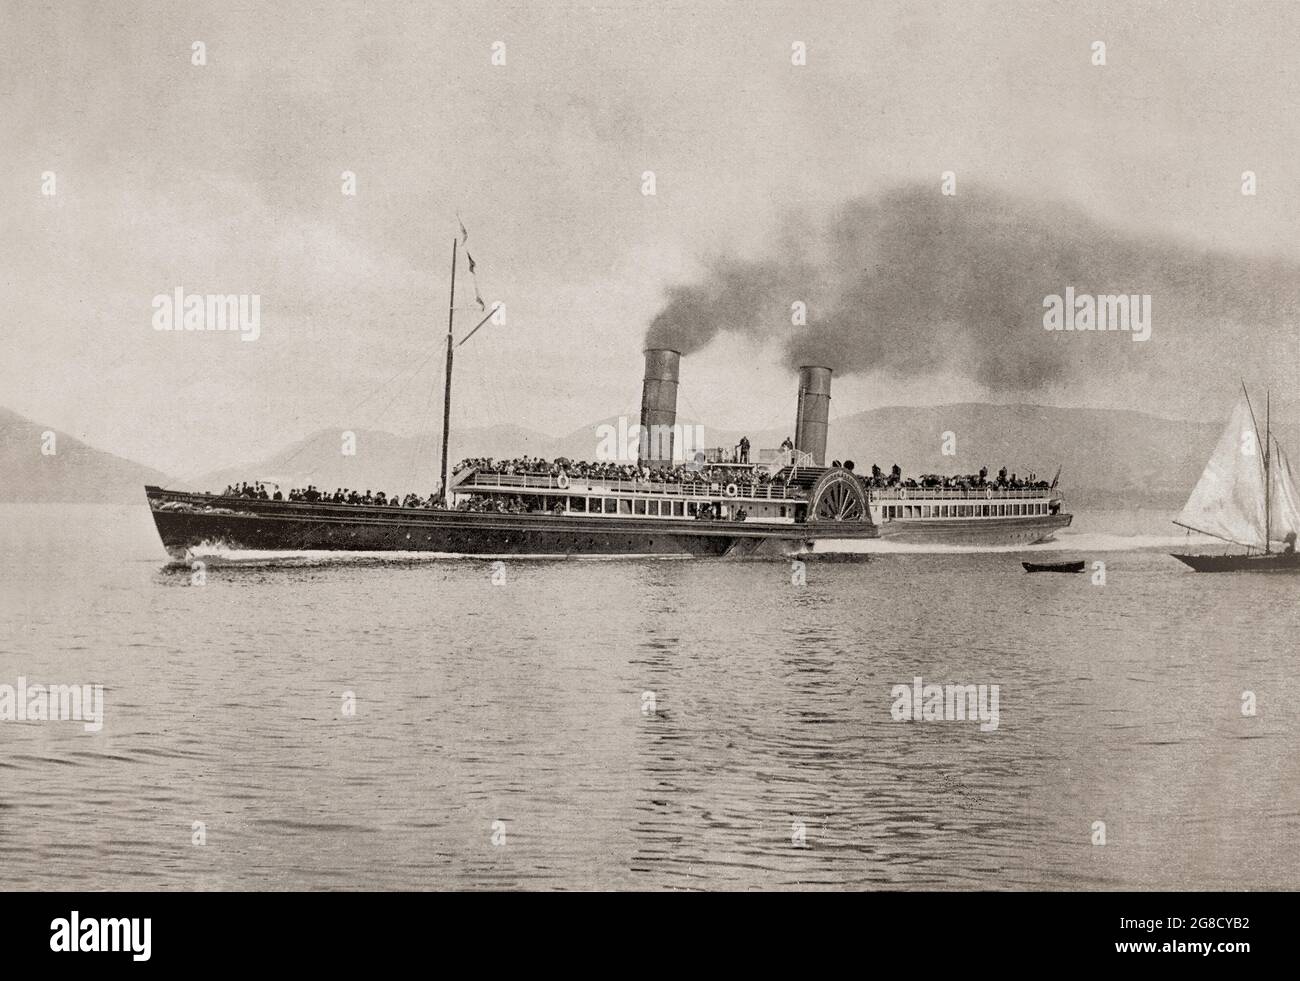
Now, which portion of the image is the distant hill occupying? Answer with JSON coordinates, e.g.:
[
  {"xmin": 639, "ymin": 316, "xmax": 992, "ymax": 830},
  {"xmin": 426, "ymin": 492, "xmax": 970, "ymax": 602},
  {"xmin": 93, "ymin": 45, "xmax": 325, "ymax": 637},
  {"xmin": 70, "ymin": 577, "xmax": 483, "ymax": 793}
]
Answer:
[
  {"xmin": 543, "ymin": 404, "xmax": 1217, "ymax": 510},
  {"xmin": 718, "ymin": 404, "xmax": 1219, "ymax": 511},
  {"xmin": 0, "ymin": 407, "xmax": 172, "ymax": 504},
  {"xmin": 188, "ymin": 403, "xmax": 1222, "ymax": 510},
  {"xmin": 0, "ymin": 402, "xmax": 1233, "ymax": 510},
  {"xmin": 190, "ymin": 423, "xmax": 562, "ymax": 496}
]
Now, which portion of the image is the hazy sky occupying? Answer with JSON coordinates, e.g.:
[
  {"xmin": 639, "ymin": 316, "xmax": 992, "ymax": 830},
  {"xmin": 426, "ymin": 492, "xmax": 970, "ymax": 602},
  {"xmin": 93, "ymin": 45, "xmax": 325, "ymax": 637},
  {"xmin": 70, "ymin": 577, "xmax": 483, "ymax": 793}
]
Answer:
[{"xmin": 2, "ymin": 0, "xmax": 1298, "ymax": 476}]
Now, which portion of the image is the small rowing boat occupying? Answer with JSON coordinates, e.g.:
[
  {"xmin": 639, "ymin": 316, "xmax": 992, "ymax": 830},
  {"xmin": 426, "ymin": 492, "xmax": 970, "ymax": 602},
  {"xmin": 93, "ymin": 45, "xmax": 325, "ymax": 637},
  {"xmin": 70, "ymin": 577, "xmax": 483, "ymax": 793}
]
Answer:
[{"xmin": 1022, "ymin": 560, "xmax": 1084, "ymax": 573}]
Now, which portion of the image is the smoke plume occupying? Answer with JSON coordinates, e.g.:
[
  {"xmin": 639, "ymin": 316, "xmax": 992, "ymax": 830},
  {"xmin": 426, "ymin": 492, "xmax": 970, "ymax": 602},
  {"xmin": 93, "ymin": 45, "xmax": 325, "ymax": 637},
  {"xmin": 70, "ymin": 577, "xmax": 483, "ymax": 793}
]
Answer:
[{"xmin": 645, "ymin": 185, "xmax": 1300, "ymax": 396}]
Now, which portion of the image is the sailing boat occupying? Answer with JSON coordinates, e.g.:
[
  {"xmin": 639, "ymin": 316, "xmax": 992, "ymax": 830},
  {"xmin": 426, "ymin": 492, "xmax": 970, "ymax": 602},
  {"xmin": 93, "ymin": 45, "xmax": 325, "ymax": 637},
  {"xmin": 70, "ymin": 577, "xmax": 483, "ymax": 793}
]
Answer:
[{"xmin": 1171, "ymin": 384, "xmax": 1300, "ymax": 572}]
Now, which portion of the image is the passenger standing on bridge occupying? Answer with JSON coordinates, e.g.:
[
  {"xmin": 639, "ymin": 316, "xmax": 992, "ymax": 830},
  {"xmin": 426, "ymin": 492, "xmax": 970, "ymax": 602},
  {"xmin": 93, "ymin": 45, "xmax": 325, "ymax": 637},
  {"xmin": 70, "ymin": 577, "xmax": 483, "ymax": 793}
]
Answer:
[{"xmin": 738, "ymin": 436, "xmax": 750, "ymax": 464}]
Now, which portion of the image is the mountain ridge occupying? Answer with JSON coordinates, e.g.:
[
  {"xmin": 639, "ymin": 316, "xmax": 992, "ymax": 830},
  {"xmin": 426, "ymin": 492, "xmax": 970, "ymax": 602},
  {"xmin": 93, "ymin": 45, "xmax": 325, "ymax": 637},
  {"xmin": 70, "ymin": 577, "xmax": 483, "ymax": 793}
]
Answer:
[
  {"xmin": 0, "ymin": 402, "xmax": 1230, "ymax": 509},
  {"xmin": 0, "ymin": 407, "xmax": 173, "ymax": 504}
]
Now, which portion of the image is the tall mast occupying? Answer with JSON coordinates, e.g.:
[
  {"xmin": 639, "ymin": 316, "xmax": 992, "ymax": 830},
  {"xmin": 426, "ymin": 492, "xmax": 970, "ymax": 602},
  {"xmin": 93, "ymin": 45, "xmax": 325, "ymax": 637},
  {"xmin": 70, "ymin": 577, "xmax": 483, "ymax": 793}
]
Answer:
[
  {"xmin": 440, "ymin": 238, "xmax": 457, "ymax": 506},
  {"xmin": 1265, "ymin": 389, "xmax": 1272, "ymax": 553}
]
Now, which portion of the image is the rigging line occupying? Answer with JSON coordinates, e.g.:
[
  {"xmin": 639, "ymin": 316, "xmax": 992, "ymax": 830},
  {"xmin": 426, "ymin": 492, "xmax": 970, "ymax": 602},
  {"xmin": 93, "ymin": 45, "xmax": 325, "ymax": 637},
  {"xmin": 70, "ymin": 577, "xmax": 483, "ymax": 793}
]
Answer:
[
  {"xmin": 675, "ymin": 388, "xmax": 712, "ymax": 441},
  {"xmin": 367, "ymin": 349, "xmax": 442, "ymax": 430},
  {"xmin": 171, "ymin": 340, "xmax": 440, "ymax": 488},
  {"xmin": 349, "ymin": 347, "xmax": 440, "ymax": 415},
  {"xmin": 269, "ymin": 348, "xmax": 443, "ymax": 485},
  {"xmin": 411, "ymin": 359, "xmax": 441, "ymax": 487},
  {"xmin": 1171, "ymin": 519, "xmax": 1258, "ymax": 550},
  {"xmin": 266, "ymin": 428, "xmax": 328, "ymax": 474},
  {"xmin": 172, "ymin": 406, "xmax": 328, "ymax": 487},
  {"xmin": 275, "ymin": 343, "xmax": 446, "ymax": 476}
]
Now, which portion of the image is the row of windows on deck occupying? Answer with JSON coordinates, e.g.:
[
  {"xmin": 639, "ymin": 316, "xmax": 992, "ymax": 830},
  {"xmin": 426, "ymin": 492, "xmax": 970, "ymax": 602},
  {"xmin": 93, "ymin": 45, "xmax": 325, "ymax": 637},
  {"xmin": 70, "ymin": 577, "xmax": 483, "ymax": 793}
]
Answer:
[
  {"xmin": 882, "ymin": 501, "xmax": 1050, "ymax": 519},
  {"xmin": 567, "ymin": 496, "xmax": 786, "ymax": 518},
  {"xmin": 467, "ymin": 494, "xmax": 786, "ymax": 518}
]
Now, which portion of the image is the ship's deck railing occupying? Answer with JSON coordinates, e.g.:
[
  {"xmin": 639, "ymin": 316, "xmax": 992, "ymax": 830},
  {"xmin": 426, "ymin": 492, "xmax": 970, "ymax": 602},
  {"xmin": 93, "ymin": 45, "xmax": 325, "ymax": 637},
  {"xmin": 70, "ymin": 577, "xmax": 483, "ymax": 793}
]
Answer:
[
  {"xmin": 456, "ymin": 471, "xmax": 803, "ymax": 501},
  {"xmin": 455, "ymin": 470, "xmax": 1058, "ymax": 501},
  {"xmin": 869, "ymin": 486, "xmax": 1052, "ymax": 501}
]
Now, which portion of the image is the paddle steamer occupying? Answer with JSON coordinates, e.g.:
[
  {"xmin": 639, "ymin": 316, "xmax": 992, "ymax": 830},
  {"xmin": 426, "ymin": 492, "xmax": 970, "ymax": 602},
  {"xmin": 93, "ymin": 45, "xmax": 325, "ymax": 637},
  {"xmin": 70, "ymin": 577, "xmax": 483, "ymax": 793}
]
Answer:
[
  {"xmin": 145, "ymin": 243, "xmax": 1071, "ymax": 559},
  {"xmin": 145, "ymin": 448, "xmax": 1070, "ymax": 559}
]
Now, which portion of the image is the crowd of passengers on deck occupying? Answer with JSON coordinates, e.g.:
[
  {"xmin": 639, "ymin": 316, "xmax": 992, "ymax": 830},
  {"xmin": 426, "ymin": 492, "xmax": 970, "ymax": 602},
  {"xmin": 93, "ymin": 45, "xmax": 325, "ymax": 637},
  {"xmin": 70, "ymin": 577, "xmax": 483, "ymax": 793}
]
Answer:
[
  {"xmin": 452, "ymin": 456, "xmax": 777, "ymax": 486},
  {"xmin": 212, "ymin": 461, "xmax": 1050, "ymax": 510},
  {"xmin": 455, "ymin": 457, "xmax": 1052, "ymax": 491},
  {"xmin": 861, "ymin": 464, "xmax": 1051, "ymax": 491},
  {"xmin": 219, "ymin": 482, "xmax": 448, "ymax": 508}
]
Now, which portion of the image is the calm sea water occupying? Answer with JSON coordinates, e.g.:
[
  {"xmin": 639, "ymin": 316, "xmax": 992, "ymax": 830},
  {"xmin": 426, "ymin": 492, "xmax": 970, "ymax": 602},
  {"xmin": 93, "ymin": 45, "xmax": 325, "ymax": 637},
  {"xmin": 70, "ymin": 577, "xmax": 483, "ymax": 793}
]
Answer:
[{"xmin": 1, "ymin": 504, "xmax": 1297, "ymax": 891}]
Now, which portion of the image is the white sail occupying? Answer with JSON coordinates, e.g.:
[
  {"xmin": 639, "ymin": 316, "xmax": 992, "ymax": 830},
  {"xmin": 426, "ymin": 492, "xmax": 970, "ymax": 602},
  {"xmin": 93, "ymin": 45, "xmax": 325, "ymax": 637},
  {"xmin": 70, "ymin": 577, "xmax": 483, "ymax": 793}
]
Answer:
[
  {"xmin": 1269, "ymin": 438, "xmax": 1300, "ymax": 543},
  {"xmin": 1175, "ymin": 395, "xmax": 1267, "ymax": 548}
]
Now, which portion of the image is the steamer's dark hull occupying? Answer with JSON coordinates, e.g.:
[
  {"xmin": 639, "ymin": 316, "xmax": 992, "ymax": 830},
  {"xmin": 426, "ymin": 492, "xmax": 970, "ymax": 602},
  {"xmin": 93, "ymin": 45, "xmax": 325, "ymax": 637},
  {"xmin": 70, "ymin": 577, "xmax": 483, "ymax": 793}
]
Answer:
[
  {"xmin": 1171, "ymin": 551, "xmax": 1300, "ymax": 573},
  {"xmin": 146, "ymin": 487, "xmax": 1072, "ymax": 559},
  {"xmin": 144, "ymin": 487, "xmax": 870, "ymax": 559}
]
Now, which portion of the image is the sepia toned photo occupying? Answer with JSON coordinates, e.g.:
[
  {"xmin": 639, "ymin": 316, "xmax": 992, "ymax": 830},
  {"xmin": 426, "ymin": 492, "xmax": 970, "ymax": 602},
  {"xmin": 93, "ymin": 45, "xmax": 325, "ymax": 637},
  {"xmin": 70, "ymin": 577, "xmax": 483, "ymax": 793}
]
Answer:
[{"xmin": 0, "ymin": 0, "xmax": 1294, "ymax": 951}]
